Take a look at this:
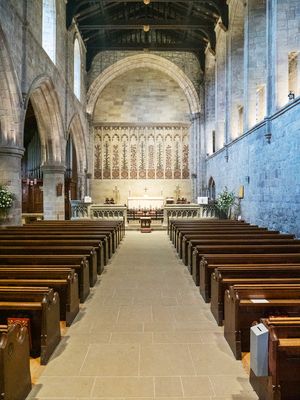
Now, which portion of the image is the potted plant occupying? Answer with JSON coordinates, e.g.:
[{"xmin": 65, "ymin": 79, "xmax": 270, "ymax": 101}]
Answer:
[
  {"xmin": 215, "ymin": 186, "xmax": 235, "ymax": 219},
  {"xmin": 0, "ymin": 185, "xmax": 15, "ymax": 222}
]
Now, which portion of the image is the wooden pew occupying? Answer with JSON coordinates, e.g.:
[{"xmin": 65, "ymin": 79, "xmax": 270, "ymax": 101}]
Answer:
[
  {"xmin": 0, "ymin": 246, "xmax": 97, "ymax": 287},
  {"xmin": 182, "ymin": 234, "xmax": 295, "ymax": 267},
  {"xmin": 197, "ymin": 252, "xmax": 300, "ymax": 301},
  {"xmin": 223, "ymin": 284, "xmax": 300, "ymax": 359},
  {"xmin": 0, "ymin": 234, "xmax": 109, "ymax": 268},
  {"xmin": 0, "ymin": 256, "xmax": 90, "ymax": 302},
  {"xmin": 175, "ymin": 225, "xmax": 269, "ymax": 252},
  {"xmin": 210, "ymin": 265, "xmax": 300, "ymax": 325},
  {"xmin": 174, "ymin": 226, "xmax": 270, "ymax": 249},
  {"xmin": 0, "ymin": 239, "xmax": 105, "ymax": 274},
  {"xmin": 32, "ymin": 219, "xmax": 125, "ymax": 243},
  {"xmin": 0, "ymin": 323, "xmax": 32, "ymax": 400},
  {"xmin": 250, "ymin": 317, "xmax": 300, "ymax": 400},
  {"xmin": 168, "ymin": 219, "xmax": 249, "ymax": 239},
  {"xmin": 0, "ymin": 287, "xmax": 61, "ymax": 364},
  {"xmin": 1, "ymin": 228, "xmax": 114, "ymax": 262},
  {"xmin": 0, "ymin": 267, "xmax": 79, "ymax": 326}
]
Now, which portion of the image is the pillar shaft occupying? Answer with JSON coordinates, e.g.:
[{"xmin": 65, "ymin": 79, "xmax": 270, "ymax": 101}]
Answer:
[
  {"xmin": 42, "ymin": 163, "xmax": 66, "ymax": 220},
  {"xmin": 190, "ymin": 112, "xmax": 206, "ymax": 201},
  {"xmin": 0, "ymin": 145, "xmax": 25, "ymax": 225}
]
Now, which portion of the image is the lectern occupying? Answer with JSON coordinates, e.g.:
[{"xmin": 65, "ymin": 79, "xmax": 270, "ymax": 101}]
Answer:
[{"xmin": 140, "ymin": 216, "xmax": 151, "ymax": 233}]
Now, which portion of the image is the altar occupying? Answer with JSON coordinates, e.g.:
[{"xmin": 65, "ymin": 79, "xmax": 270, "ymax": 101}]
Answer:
[{"xmin": 127, "ymin": 197, "xmax": 164, "ymax": 210}]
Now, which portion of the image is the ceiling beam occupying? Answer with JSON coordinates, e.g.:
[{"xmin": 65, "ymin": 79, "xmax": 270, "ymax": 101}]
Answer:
[{"xmin": 79, "ymin": 21, "xmax": 216, "ymax": 30}]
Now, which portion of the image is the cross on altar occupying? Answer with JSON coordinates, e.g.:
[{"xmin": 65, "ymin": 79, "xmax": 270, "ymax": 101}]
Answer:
[{"xmin": 144, "ymin": 187, "xmax": 148, "ymax": 195}]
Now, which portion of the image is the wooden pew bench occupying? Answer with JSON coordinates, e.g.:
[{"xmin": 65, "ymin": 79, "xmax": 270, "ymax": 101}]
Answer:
[
  {"xmin": 175, "ymin": 225, "xmax": 267, "ymax": 252},
  {"xmin": 168, "ymin": 219, "xmax": 249, "ymax": 240},
  {"xmin": 9, "ymin": 226, "xmax": 117, "ymax": 256},
  {"xmin": 2, "ymin": 226, "xmax": 114, "ymax": 261},
  {"xmin": 0, "ymin": 239, "xmax": 105, "ymax": 274},
  {"xmin": 174, "ymin": 226, "xmax": 269, "ymax": 248},
  {"xmin": 198, "ymin": 253, "xmax": 300, "ymax": 302},
  {"xmin": 250, "ymin": 317, "xmax": 300, "ymax": 400},
  {"xmin": 193, "ymin": 244, "xmax": 300, "ymax": 289},
  {"xmin": 0, "ymin": 234, "xmax": 109, "ymax": 268},
  {"xmin": 210, "ymin": 265, "xmax": 300, "ymax": 325},
  {"xmin": 0, "ymin": 323, "xmax": 32, "ymax": 400},
  {"xmin": 0, "ymin": 267, "xmax": 79, "ymax": 326},
  {"xmin": 0, "ymin": 255, "xmax": 90, "ymax": 302},
  {"xmin": 32, "ymin": 220, "xmax": 125, "ymax": 244},
  {"xmin": 183, "ymin": 234, "xmax": 295, "ymax": 268},
  {"xmin": 0, "ymin": 286, "xmax": 61, "ymax": 364},
  {"xmin": 223, "ymin": 284, "xmax": 300, "ymax": 360},
  {"xmin": 0, "ymin": 245, "xmax": 97, "ymax": 287}
]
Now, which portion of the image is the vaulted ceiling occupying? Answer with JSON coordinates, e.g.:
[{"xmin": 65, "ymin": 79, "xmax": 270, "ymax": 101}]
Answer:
[{"xmin": 67, "ymin": 1, "xmax": 228, "ymax": 70}]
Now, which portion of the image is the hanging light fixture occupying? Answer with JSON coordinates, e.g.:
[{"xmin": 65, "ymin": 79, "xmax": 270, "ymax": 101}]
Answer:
[{"xmin": 143, "ymin": 0, "xmax": 151, "ymax": 4}]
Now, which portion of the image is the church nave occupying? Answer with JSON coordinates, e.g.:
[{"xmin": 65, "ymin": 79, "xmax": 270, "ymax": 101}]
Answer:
[{"xmin": 27, "ymin": 231, "xmax": 257, "ymax": 400}]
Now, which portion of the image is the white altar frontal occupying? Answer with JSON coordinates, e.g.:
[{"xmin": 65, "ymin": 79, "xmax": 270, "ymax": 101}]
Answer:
[{"xmin": 127, "ymin": 197, "xmax": 164, "ymax": 209}]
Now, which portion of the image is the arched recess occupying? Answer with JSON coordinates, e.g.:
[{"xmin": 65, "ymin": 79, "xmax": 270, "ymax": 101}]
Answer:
[
  {"xmin": 0, "ymin": 26, "xmax": 22, "ymax": 146},
  {"xmin": 25, "ymin": 75, "xmax": 65, "ymax": 165},
  {"xmin": 64, "ymin": 113, "xmax": 87, "ymax": 218},
  {"xmin": 68, "ymin": 113, "xmax": 87, "ymax": 174},
  {"xmin": 208, "ymin": 177, "xmax": 216, "ymax": 200},
  {"xmin": 87, "ymin": 54, "xmax": 201, "ymax": 116}
]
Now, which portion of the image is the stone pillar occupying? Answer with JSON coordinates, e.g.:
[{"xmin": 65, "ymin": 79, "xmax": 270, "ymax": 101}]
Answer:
[
  {"xmin": 42, "ymin": 163, "xmax": 66, "ymax": 220},
  {"xmin": 244, "ymin": 0, "xmax": 267, "ymax": 129},
  {"xmin": 190, "ymin": 112, "xmax": 206, "ymax": 201},
  {"xmin": 243, "ymin": 0, "xmax": 250, "ymax": 132},
  {"xmin": 266, "ymin": 0, "xmax": 277, "ymax": 116},
  {"xmin": 0, "ymin": 145, "xmax": 24, "ymax": 225}
]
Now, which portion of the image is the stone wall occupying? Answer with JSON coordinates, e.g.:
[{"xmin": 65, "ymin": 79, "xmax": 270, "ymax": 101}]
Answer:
[
  {"xmin": 93, "ymin": 68, "xmax": 190, "ymax": 123},
  {"xmin": 91, "ymin": 67, "xmax": 193, "ymax": 203},
  {"xmin": 88, "ymin": 50, "xmax": 202, "ymax": 93},
  {"xmin": 0, "ymin": 0, "xmax": 89, "ymax": 222},
  {"xmin": 207, "ymin": 99, "xmax": 300, "ymax": 237}
]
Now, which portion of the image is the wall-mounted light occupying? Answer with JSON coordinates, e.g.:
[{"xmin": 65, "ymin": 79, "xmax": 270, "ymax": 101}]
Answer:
[
  {"xmin": 143, "ymin": 0, "xmax": 150, "ymax": 5},
  {"xmin": 143, "ymin": 25, "xmax": 150, "ymax": 32},
  {"xmin": 288, "ymin": 91, "xmax": 295, "ymax": 101},
  {"xmin": 265, "ymin": 132, "xmax": 272, "ymax": 144}
]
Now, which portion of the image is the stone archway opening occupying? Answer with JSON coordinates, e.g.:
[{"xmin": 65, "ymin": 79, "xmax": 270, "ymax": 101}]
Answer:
[
  {"xmin": 87, "ymin": 54, "xmax": 203, "ymax": 203},
  {"xmin": 23, "ymin": 76, "xmax": 65, "ymax": 220},
  {"xmin": 65, "ymin": 113, "xmax": 88, "ymax": 219}
]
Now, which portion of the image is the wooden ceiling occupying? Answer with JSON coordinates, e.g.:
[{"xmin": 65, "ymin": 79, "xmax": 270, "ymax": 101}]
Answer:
[{"xmin": 67, "ymin": 1, "xmax": 228, "ymax": 69}]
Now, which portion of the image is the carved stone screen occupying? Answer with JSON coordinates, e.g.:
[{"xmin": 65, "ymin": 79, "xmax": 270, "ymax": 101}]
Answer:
[{"xmin": 94, "ymin": 124, "xmax": 190, "ymax": 180}]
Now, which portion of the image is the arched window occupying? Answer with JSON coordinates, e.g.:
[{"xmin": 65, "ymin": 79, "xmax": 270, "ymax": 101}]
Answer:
[
  {"xmin": 74, "ymin": 38, "xmax": 81, "ymax": 99},
  {"xmin": 208, "ymin": 177, "xmax": 216, "ymax": 200},
  {"xmin": 42, "ymin": 0, "xmax": 56, "ymax": 63}
]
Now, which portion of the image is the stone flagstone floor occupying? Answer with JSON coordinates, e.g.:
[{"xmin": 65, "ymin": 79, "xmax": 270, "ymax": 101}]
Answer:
[{"xmin": 27, "ymin": 231, "xmax": 258, "ymax": 400}]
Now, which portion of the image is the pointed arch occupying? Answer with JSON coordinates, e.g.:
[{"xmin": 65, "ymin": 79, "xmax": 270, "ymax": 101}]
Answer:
[
  {"xmin": 0, "ymin": 25, "xmax": 22, "ymax": 146},
  {"xmin": 208, "ymin": 176, "xmax": 216, "ymax": 200},
  {"xmin": 68, "ymin": 113, "xmax": 87, "ymax": 174},
  {"xmin": 87, "ymin": 54, "xmax": 201, "ymax": 117},
  {"xmin": 25, "ymin": 75, "xmax": 65, "ymax": 164}
]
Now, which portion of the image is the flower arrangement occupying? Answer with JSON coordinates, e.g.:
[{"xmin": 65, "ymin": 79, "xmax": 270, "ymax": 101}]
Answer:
[
  {"xmin": 215, "ymin": 187, "xmax": 235, "ymax": 218},
  {"xmin": 0, "ymin": 185, "xmax": 14, "ymax": 214}
]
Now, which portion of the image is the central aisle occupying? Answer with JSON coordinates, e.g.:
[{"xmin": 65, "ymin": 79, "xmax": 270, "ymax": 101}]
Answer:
[{"xmin": 29, "ymin": 231, "xmax": 258, "ymax": 400}]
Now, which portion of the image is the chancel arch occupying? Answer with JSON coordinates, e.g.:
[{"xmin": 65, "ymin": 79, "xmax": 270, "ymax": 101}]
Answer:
[{"xmin": 87, "ymin": 54, "xmax": 203, "ymax": 203}]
